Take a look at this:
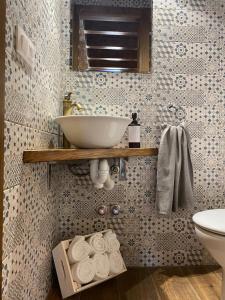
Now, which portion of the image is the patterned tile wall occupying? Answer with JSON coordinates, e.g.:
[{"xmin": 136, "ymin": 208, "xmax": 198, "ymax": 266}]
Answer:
[
  {"xmin": 59, "ymin": 0, "xmax": 225, "ymax": 267},
  {"xmin": 3, "ymin": 0, "xmax": 62, "ymax": 299},
  {"xmin": 3, "ymin": 0, "xmax": 225, "ymax": 298}
]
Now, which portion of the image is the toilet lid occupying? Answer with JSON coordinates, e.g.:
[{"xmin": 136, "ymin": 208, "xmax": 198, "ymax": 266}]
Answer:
[{"xmin": 193, "ymin": 209, "xmax": 225, "ymax": 236}]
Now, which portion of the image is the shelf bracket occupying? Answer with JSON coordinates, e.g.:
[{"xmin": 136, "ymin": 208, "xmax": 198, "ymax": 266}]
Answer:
[{"xmin": 47, "ymin": 163, "xmax": 52, "ymax": 189}]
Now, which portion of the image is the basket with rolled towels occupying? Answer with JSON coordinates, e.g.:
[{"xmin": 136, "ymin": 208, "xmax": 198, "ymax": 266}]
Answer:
[{"xmin": 52, "ymin": 229, "xmax": 127, "ymax": 299}]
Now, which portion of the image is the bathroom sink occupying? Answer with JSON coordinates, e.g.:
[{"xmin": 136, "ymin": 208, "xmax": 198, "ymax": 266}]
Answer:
[{"xmin": 55, "ymin": 115, "xmax": 131, "ymax": 148}]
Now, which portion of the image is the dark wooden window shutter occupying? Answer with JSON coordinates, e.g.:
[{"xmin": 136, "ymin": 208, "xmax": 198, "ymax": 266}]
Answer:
[{"xmin": 72, "ymin": 5, "xmax": 151, "ymax": 73}]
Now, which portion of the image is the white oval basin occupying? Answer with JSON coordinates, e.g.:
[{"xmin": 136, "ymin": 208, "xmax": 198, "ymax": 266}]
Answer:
[{"xmin": 55, "ymin": 115, "xmax": 131, "ymax": 148}]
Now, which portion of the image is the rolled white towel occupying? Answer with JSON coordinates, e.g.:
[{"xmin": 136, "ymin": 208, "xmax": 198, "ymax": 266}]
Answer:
[
  {"xmin": 71, "ymin": 258, "xmax": 96, "ymax": 284},
  {"xmin": 87, "ymin": 232, "xmax": 106, "ymax": 254},
  {"xmin": 104, "ymin": 230, "xmax": 120, "ymax": 253},
  {"xmin": 92, "ymin": 253, "xmax": 110, "ymax": 281},
  {"xmin": 108, "ymin": 251, "xmax": 124, "ymax": 275},
  {"xmin": 67, "ymin": 236, "xmax": 92, "ymax": 264}
]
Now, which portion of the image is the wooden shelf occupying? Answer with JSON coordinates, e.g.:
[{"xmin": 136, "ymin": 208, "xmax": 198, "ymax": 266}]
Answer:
[{"xmin": 23, "ymin": 148, "xmax": 158, "ymax": 163}]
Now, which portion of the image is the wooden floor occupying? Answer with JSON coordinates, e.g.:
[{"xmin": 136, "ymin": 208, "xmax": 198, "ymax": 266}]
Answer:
[{"xmin": 47, "ymin": 266, "xmax": 222, "ymax": 300}]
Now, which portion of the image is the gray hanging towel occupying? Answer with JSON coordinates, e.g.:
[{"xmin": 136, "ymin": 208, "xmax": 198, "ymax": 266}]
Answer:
[{"xmin": 156, "ymin": 124, "xmax": 193, "ymax": 215}]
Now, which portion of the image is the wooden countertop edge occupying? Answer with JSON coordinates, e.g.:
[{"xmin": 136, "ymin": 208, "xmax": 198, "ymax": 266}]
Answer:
[{"xmin": 23, "ymin": 148, "xmax": 158, "ymax": 163}]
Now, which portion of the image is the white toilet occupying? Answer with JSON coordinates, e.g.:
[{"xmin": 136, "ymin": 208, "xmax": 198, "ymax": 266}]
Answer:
[{"xmin": 193, "ymin": 209, "xmax": 225, "ymax": 300}]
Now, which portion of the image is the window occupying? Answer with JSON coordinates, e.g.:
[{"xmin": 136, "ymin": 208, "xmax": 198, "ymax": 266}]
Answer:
[{"xmin": 72, "ymin": 5, "xmax": 152, "ymax": 73}]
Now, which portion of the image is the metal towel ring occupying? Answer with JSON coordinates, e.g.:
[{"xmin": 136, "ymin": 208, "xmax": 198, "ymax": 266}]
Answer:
[{"xmin": 167, "ymin": 104, "xmax": 186, "ymax": 123}]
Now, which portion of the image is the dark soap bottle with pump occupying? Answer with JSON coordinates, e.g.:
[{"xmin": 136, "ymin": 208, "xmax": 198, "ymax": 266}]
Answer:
[{"xmin": 128, "ymin": 113, "xmax": 140, "ymax": 148}]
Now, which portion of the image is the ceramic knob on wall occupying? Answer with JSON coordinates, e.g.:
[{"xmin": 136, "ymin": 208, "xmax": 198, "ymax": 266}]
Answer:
[
  {"xmin": 111, "ymin": 205, "xmax": 121, "ymax": 216},
  {"xmin": 97, "ymin": 205, "xmax": 108, "ymax": 216}
]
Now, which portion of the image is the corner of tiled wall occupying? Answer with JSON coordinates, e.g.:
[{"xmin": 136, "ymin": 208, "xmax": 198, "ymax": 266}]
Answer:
[{"xmin": 3, "ymin": 0, "xmax": 63, "ymax": 299}]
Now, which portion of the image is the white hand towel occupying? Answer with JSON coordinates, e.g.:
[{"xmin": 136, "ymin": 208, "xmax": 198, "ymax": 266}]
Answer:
[
  {"xmin": 71, "ymin": 258, "xmax": 96, "ymax": 284},
  {"xmin": 104, "ymin": 230, "xmax": 120, "ymax": 253},
  {"xmin": 87, "ymin": 232, "xmax": 106, "ymax": 254},
  {"xmin": 93, "ymin": 253, "xmax": 110, "ymax": 281},
  {"xmin": 108, "ymin": 251, "xmax": 124, "ymax": 275},
  {"xmin": 67, "ymin": 236, "xmax": 92, "ymax": 264}
]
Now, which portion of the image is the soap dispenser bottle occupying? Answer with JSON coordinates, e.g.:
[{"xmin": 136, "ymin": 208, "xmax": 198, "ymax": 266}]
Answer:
[{"xmin": 128, "ymin": 113, "xmax": 140, "ymax": 148}]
